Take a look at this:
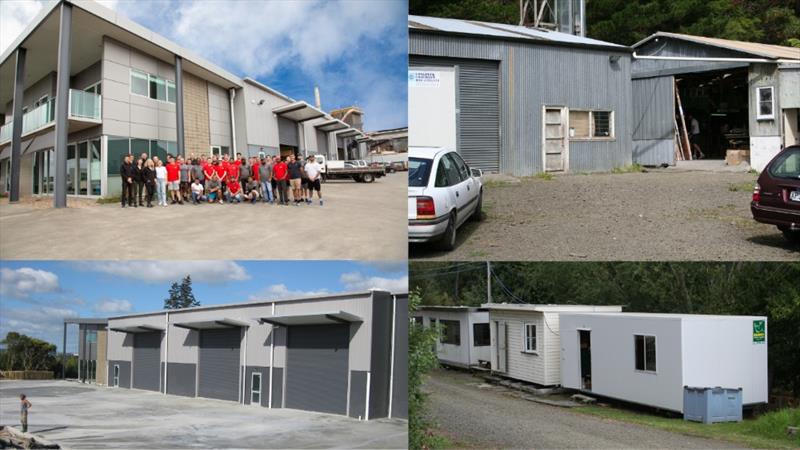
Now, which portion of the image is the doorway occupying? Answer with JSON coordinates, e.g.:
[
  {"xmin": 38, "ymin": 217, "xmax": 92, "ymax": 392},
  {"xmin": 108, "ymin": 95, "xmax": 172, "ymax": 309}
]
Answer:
[
  {"xmin": 579, "ymin": 330, "xmax": 591, "ymax": 390},
  {"xmin": 494, "ymin": 321, "xmax": 507, "ymax": 372},
  {"xmin": 251, "ymin": 372, "xmax": 262, "ymax": 405},
  {"xmin": 544, "ymin": 107, "xmax": 568, "ymax": 172}
]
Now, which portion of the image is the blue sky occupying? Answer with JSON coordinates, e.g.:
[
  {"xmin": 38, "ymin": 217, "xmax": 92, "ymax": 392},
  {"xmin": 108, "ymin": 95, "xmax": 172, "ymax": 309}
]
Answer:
[
  {"xmin": 0, "ymin": 0, "xmax": 408, "ymax": 131},
  {"xmin": 0, "ymin": 260, "xmax": 407, "ymax": 352}
]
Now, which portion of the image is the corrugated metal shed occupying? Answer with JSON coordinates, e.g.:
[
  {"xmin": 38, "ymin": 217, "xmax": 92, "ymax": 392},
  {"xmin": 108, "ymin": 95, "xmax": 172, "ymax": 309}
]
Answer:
[{"xmin": 634, "ymin": 32, "xmax": 800, "ymax": 61}]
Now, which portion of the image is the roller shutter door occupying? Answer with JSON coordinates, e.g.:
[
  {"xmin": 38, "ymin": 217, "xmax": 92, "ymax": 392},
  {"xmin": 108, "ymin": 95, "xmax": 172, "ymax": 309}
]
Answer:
[
  {"xmin": 410, "ymin": 56, "xmax": 500, "ymax": 173},
  {"xmin": 316, "ymin": 130, "xmax": 329, "ymax": 157},
  {"xmin": 198, "ymin": 328, "xmax": 241, "ymax": 401},
  {"xmin": 132, "ymin": 332, "xmax": 161, "ymax": 391},
  {"xmin": 278, "ymin": 117, "xmax": 299, "ymax": 147},
  {"xmin": 285, "ymin": 324, "xmax": 349, "ymax": 415}
]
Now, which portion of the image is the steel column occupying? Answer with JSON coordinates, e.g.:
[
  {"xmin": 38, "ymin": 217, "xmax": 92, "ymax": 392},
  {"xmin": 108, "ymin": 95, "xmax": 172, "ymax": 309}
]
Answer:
[
  {"xmin": 53, "ymin": 2, "xmax": 72, "ymax": 208},
  {"xmin": 175, "ymin": 55, "xmax": 185, "ymax": 156},
  {"xmin": 62, "ymin": 322, "xmax": 67, "ymax": 379},
  {"xmin": 9, "ymin": 48, "xmax": 26, "ymax": 202}
]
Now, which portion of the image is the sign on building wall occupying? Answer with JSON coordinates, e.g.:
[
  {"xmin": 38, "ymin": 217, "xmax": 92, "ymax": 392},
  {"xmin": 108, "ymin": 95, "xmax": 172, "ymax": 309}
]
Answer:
[
  {"xmin": 408, "ymin": 71, "xmax": 441, "ymax": 88},
  {"xmin": 752, "ymin": 320, "xmax": 766, "ymax": 343}
]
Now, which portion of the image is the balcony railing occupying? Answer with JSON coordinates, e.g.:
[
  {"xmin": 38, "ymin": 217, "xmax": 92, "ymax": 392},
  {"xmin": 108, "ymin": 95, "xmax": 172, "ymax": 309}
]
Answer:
[{"xmin": 0, "ymin": 90, "xmax": 101, "ymax": 144}]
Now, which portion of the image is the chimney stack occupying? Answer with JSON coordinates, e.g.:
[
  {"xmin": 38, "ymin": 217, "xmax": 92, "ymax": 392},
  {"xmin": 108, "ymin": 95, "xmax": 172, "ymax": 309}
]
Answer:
[{"xmin": 314, "ymin": 86, "xmax": 321, "ymax": 109}]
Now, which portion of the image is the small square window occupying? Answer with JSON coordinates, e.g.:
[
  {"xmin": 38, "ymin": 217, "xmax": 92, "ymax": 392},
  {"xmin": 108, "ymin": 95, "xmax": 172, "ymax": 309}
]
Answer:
[
  {"xmin": 524, "ymin": 323, "xmax": 537, "ymax": 352},
  {"xmin": 634, "ymin": 334, "xmax": 656, "ymax": 372},
  {"xmin": 592, "ymin": 111, "xmax": 612, "ymax": 137},
  {"xmin": 473, "ymin": 323, "xmax": 490, "ymax": 347},
  {"xmin": 757, "ymin": 87, "xmax": 774, "ymax": 120},
  {"xmin": 569, "ymin": 110, "xmax": 590, "ymax": 138},
  {"xmin": 440, "ymin": 320, "xmax": 461, "ymax": 345}
]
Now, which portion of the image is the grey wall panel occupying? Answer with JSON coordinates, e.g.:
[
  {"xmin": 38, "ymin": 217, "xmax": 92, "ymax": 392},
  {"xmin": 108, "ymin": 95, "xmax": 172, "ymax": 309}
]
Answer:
[
  {"xmin": 109, "ymin": 360, "xmax": 131, "ymax": 388},
  {"xmin": 198, "ymin": 328, "xmax": 241, "ymax": 402},
  {"xmin": 133, "ymin": 331, "xmax": 161, "ymax": 392},
  {"xmin": 271, "ymin": 367, "xmax": 283, "ymax": 408},
  {"xmin": 166, "ymin": 362, "xmax": 196, "ymax": 397},
  {"xmin": 749, "ymin": 63, "xmax": 782, "ymax": 138},
  {"xmin": 633, "ymin": 38, "xmax": 753, "ymax": 77},
  {"xmin": 368, "ymin": 292, "xmax": 393, "ymax": 419},
  {"xmin": 315, "ymin": 130, "xmax": 329, "ymax": 156},
  {"xmin": 285, "ymin": 324, "xmax": 349, "ymax": 415},
  {"xmin": 392, "ymin": 295, "xmax": 409, "ymax": 419},
  {"xmin": 244, "ymin": 366, "xmax": 268, "ymax": 406},
  {"xmin": 71, "ymin": 61, "xmax": 101, "ymax": 91},
  {"xmin": 349, "ymin": 370, "xmax": 367, "ymax": 419},
  {"xmin": 634, "ymin": 139, "xmax": 675, "ymax": 167},
  {"xmin": 779, "ymin": 67, "xmax": 800, "ymax": 109},
  {"xmin": 632, "ymin": 77, "xmax": 674, "ymax": 141},
  {"xmin": 278, "ymin": 117, "xmax": 299, "ymax": 147}
]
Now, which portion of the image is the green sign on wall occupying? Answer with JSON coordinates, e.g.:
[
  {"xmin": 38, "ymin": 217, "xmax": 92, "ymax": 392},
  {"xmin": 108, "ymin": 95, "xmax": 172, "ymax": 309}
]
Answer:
[{"xmin": 753, "ymin": 320, "xmax": 766, "ymax": 344}]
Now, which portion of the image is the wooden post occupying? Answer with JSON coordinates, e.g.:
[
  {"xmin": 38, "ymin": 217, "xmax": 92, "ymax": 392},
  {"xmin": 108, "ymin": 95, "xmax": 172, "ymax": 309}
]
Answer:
[{"xmin": 675, "ymin": 79, "xmax": 692, "ymax": 161}]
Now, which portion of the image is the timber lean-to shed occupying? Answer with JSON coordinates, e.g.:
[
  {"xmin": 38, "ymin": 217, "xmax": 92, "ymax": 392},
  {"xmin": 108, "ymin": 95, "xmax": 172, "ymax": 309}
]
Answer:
[
  {"xmin": 483, "ymin": 303, "xmax": 622, "ymax": 386},
  {"xmin": 631, "ymin": 32, "xmax": 800, "ymax": 170},
  {"xmin": 560, "ymin": 312, "xmax": 768, "ymax": 412},
  {"xmin": 411, "ymin": 306, "xmax": 491, "ymax": 368},
  {"xmin": 408, "ymin": 15, "xmax": 633, "ymax": 176}
]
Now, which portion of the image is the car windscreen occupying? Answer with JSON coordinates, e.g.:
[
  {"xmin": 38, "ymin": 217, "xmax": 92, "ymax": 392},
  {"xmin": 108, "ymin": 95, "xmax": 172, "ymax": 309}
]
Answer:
[
  {"xmin": 409, "ymin": 157, "xmax": 432, "ymax": 187},
  {"xmin": 768, "ymin": 149, "xmax": 800, "ymax": 180}
]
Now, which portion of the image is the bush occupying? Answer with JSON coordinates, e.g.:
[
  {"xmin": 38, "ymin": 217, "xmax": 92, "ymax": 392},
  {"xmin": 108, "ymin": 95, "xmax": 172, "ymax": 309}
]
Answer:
[{"xmin": 408, "ymin": 290, "xmax": 441, "ymax": 450}]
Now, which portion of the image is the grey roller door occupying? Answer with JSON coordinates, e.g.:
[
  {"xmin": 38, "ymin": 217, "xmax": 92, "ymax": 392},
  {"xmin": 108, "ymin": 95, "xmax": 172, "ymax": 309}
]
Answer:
[
  {"xmin": 132, "ymin": 332, "xmax": 161, "ymax": 391},
  {"xmin": 198, "ymin": 328, "xmax": 241, "ymax": 401},
  {"xmin": 410, "ymin": 56, "xmax": 500, "ymax": 173},
  {"xmin": 278, "ymin": 117, "xmax": 299, "ymax": 147},
  {"xmin": 316, "ymin": 130, "xmax": 329, "ymax": 157},
  {"xmin": 286, "ymin": 324, "xmax": 349, "ymax": 415}
]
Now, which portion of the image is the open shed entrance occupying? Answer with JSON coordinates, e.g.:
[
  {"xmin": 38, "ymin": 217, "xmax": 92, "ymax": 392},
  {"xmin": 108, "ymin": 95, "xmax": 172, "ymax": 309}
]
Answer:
[{"xmin": 675, "ymin": 67, "xmax": 749, "ymax": 160}]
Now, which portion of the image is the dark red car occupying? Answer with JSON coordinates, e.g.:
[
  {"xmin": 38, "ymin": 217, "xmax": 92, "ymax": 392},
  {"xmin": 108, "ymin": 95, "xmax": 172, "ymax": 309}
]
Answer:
[{"xmin": 751, "ymin": 145, "xmax": 800, "ymax": 243}]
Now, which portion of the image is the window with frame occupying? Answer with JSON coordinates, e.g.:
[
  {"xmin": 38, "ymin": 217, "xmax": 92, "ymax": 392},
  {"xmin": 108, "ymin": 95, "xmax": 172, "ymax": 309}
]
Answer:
[
  {"xmin": 593, "ymin": 111, "xmax": 612, "ymax": 137},
  {"xmin": 131, "ymin": 70, "xmax": 149, "ymax": 97},
  {"xmin": 634, "ymin": 335, "xmax": 656, "ymax": 372},
  {"xmin": 569, "ymin": 110, "xmax": 590, "ymax": 138},
  {"xmin": 113, "ymin": 364, "xmax": 120, "ymax": 386},
  {"xmin": 757, "ymin": 87, "xmax": 774, "ymax": 120},
  {"xmin": 473, "ymin": 323, "xmax": 490, "ymax": 347},
  {"xmin": 131, "ymin": 69, "xmax": 175, "ymax": 103},
  {"xmin": 412, "ymin": 316, "xmax": 423, "ymax": 326},
  {"xmin": 440, "ymin": 319, "xmax": 461, "ymax": 345},
  {"xmin": 251, "ymin": 372, "xmax": 262, "ymax": 404},
  {"xmin": 449, "ymin": 152, "xmax": 471, "ymax": 181},
  {"xmin": 523, "ymin": 323, "xmax": 537, "ymax": 352},
  {"xmin": 569, "ymin": 110, "xmax": 614, "ymax": 139}
]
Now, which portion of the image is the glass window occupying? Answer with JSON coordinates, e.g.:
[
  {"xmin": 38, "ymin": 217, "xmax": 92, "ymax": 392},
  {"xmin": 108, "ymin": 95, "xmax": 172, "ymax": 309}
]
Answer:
[
  {"xmin": 251, "ymin": 372, "xmax": 261, "ymax": 404},
  {"xmin": 167, "ymin": 80, "xmax": 176, "ymax": 103},
  {"xmin": 412, "ymin": 316, "xmax": 423, "ymax": 326},
  {"xmin": 153, "ymin": 140, "xmax": 169, "ymax": 162},
  {"xmin": 131, "ymin": 138, "xmax": 150, "ymax": 158},
  {"xmin": 78, "ymin": 141, "xmax": 88, "ymax": 195},
  {"xmin": 473, "ymin": 323, "xmax": 490, "ymax": 347},
  {"xmin": 524, "ymin": 323, "xmax": 537, "ymax": 352},
  {"xmin": 32, "ymin": 152, "xmax": 41, "ymax": 195},
  {"xmin": 434, "ymin": 159, "xmax": 449, "ymax": 187},
  {"xmin": 440, "ymin": 320, "xmax": 461, "ymax": 345},
  {"xmin": 107, "ymin": 136, "xmax": 130, "ymax": 175},
  {"xmin": 67, "ymin": 144, "xmax": 76, "ymax": 194},
  {"xmin": 150, "ymin": 75, "xmax": 166, "ymax": 101},
  {"xmin": 569, "ymin": 110, "xmax": 590, "ymax": 138},
  {"xmin": 90, "ymin": 139, "xmax": 101, "ymax": 195},
  {"xmin": 592, "ymin": 111, "xmax": 612, "ymax": 137},
  {"xmin": 757, "ymin": 87, "xmax": 774, "ymax": 120},
  {"xmin": 768, "ymin": 149, "xmax": 800, "ymax": 180},
  {"xmin": 131, "ymin": 70, "xmax": 148, "ymax": 96},
  {"xmin": 86, "ymin": 330, "xmax": 97, "ymax": 343},
  {"xmin": 409, "ymin": 157, "xmax": 432, "ymax": 187},
  {"xmin": 634, "ymin": 335, "xmax": 656, "ymax": 372},
  {"xmin": 449, "ymin": 152, "xmax": 470, "ymax": 181}
]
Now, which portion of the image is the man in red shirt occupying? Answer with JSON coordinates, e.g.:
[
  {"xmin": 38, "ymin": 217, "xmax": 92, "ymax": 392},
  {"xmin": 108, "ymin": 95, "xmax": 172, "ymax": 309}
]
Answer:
[
  {"xmin": 251, "ymin": 157, "xmax": 260, "ymax": 183},
  {"xmin": 226, "ymin": 179, "xmax": 242, "ymax": 203},
  {"xmin": 227, "ymin": 157, "xmax": 240, "ymax": 187},
  {"xmin": 203, "ymin": 155, "xmax": 215, "ymax": 182},
  {"xmin": 273, "ymin": 156, "xmax": 289, "ymax": 206},
  {"xmin": 166, "ymin": 156, "xmax": 183, "ymax": 204}
]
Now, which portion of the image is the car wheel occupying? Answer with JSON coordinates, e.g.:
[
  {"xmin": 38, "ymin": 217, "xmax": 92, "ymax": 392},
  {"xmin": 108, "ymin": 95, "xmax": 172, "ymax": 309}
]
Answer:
[
  {"xmin": 471, "ymin": 190, "xmax": 484, "ymax": 222},
  {"xmin": 781, "ymin": 228, "xmax": 800, "ymax": 244},
  {"xmin": 436, "ymin": 212, "xmax": 457, "ymax": 251},
  {"xmin": 362, "ymin": 173, "xmax": 375, "ymax": 183}
]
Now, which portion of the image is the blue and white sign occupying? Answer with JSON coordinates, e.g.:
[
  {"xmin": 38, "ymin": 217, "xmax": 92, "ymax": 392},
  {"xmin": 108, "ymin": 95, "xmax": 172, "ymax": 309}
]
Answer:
[{"xmin": 408, "ymin": 71, "xmax": 440, "ymax": 88}]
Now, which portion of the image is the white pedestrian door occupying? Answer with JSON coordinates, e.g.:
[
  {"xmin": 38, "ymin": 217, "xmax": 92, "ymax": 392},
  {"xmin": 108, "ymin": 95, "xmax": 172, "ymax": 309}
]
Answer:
[
  {"xmin": 495, "ymin": 321, "xmax": 507, "ymax": 372},
  {"xmin": 544, "ymin": 107, "xmax": 567, "ymax": 172}
]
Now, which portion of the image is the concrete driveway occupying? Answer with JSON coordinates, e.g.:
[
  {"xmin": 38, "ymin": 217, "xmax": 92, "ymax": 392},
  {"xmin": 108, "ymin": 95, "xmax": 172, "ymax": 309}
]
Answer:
[
  {"xmin": 424, "ymin": 369, "xmax": 746, "ymax": 449},
  {"xmin": 0, "ymin": 173, "xmax": 406, "ymax": 260},
  {"xmin": 0, "ymin": 380, "xmax": 407, "ymax": 449}
]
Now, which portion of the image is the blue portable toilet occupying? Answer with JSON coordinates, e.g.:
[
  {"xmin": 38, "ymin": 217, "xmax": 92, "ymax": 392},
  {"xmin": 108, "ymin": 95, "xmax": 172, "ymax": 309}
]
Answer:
[{"xmin": 683, "ymin": 386, "xmax": 743, "ymax": 424}]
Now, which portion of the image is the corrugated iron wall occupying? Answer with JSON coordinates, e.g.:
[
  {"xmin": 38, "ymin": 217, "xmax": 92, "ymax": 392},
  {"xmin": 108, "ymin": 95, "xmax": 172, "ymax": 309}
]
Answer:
[
  {"xmin": 410, "ymin": 32, "xmax": 632, "ymax": 176},
  {"xmin": 632, "ymin": 76, "xmax": 675, "ymax": 166}
]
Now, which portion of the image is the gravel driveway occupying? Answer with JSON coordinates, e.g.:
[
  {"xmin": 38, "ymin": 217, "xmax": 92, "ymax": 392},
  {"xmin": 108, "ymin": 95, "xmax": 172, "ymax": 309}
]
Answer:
[
  {"xmin": 410, "ymin": 169, "xmax": 799, "ymax": 261},
  {"xmin": 424, "ymin": 369, "xmax": 746, "ymax": 449}
]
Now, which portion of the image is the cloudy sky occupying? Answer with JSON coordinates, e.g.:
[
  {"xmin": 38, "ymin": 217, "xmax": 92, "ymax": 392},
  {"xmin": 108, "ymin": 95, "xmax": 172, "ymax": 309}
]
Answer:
[
  {"xmin": 0, "ymin": 260, "xmax": 408, "ymax": 352},
  {"xmin": 0, "ymin": 0, "xmax": 408, "ymax": 131}
]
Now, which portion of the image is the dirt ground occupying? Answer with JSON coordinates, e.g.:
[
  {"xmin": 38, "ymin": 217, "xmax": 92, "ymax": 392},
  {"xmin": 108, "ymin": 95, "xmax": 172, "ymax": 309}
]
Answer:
[
  {"xmin": 410, "ymin": 168, "xmax": 799, "ymax": 261},
  {"xmin": 0, "ymin": 173, "xmax": 406, "ymax": 260}
]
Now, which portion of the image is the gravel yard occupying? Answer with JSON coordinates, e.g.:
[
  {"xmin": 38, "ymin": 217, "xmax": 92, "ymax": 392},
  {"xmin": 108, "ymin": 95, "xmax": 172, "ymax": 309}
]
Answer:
[
  {"xmin": 410, "ymin": 168, "xmax": 799, "ymax": 261},
  {"xmin": 424, "ymin": 368, "xmax": 745, "ymax": 449}
]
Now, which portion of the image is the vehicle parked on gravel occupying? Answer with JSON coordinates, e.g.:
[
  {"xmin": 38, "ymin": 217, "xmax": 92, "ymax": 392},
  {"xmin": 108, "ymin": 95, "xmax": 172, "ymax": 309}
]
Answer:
[
  {"xmin": 751, "ymin": 145, "xmax": 800, "ymax": 243},
  {"xmin": 408, "ymin": 146, "xmax": 483, "ymax": 250}
]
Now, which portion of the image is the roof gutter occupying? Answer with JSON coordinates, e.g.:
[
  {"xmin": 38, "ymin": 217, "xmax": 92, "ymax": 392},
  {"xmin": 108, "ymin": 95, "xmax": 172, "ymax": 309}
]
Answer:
[{"xmin": 632, "ymin": 52, "xmax": 799, "ymax": 64}]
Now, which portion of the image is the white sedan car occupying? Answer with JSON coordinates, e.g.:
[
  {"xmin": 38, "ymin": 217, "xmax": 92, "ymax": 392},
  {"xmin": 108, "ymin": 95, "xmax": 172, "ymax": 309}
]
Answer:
[{"xmin": 408, "ymin": 146, "xmax": 483, "ymax": 250}]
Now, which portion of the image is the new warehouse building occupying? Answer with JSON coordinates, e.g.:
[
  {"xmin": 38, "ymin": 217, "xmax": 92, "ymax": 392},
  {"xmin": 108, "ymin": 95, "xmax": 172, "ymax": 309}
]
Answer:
[
  {"xmin": 62, "ymin": 290, "xmax": 407, "ymax": 420},
  {"xmin": 0, "ymin": 0, "xmax": 369, "ymax": 203}
]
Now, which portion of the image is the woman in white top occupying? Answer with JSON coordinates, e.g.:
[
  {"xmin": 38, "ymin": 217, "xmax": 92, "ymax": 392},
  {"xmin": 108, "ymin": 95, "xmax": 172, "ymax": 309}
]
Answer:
[{"xmin": 155, "ymin": 160, "xmax": 168, "ymax": 207}]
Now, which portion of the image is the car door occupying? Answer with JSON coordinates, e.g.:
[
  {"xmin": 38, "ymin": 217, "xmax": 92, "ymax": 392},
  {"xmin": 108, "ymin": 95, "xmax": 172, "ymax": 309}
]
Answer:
[
  {"xmin": 440, "ymin": 153, "xmax": 470, "ymax": 225},
  {"xmin": 434, "ymin": 154, "xmax": 460, "ymax": 220},
  {"xmin": 449, "ymin": 152, "xmax": 477, "ymax": 217}
]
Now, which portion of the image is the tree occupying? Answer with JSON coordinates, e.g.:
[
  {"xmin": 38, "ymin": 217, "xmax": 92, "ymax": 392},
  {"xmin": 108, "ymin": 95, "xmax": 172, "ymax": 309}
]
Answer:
[
  {"xmin": 408, "ymin": 290, "xmax": 441, "ymax": 450},
  {"xmin": 163, "ymin": 275, "xmax": 200, "ymax": 309},
  {"xmin": 0, "ymin": 332, "xmax": 57, "ymax": 371}
]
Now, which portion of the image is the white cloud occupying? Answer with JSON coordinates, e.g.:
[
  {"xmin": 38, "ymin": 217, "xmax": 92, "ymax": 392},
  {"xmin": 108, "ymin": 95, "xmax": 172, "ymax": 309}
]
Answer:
[
  {"xmin": 73, "ymin": 261, "xmax": 250, "ymax": 283},
  {"xmin": 0, "ymin": 267, "xmax": 60, "ymax": 298},
  {"xmin": 340, "ymin": 271, "xmax": 408, "ymax": 292},
  {"xmin": 0, "ymin": 305, "xmax": 79, "ymax": 349},
  {"xmin": 247, "ymin": 284, "xmax": 330, "ymax": 302},
  {"xmin": 0, "ymin": 0, "xmax": 44, "ymax": 55},
  {"xmin": 94, "ymin": 299, "xmax": 132, "ymax": 314}
]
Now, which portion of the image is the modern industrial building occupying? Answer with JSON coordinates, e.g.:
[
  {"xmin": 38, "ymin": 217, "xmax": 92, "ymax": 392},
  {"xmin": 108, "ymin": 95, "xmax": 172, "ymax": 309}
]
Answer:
[
  {"xmin": 62, "ymin": 318, "xmax": 109, "ymax": 385},
  {"xmin": 0, "ymin": 0, "xmax": 367, "ymax": 203},
  {"xmin": 483, "ymin": 303, "xmax": 622, "ymax": 386},
  {"xmin": 560, "ymin": 312, "xmax": 768, "ymax": 412},
  {"xmin": 411, "ymin": 306, "xmax": 490, "ymax": 368},
  {"xmin": 409, "ymin": 15, "xmax": 633, "ymax": 176},
  {"xmin": 631, "ymin": 32, "xmax": 800, "ymax": 171}
]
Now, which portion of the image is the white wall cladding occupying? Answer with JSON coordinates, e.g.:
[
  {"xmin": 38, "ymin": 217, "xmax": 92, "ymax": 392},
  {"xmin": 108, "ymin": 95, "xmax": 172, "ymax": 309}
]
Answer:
[
  {"xmin": 207, "ymin": 83, "xmax": 232, "ymax": 147},
  {"xmin": 489, "ymin": 310, "xmax": 551, "ymax": 385}
]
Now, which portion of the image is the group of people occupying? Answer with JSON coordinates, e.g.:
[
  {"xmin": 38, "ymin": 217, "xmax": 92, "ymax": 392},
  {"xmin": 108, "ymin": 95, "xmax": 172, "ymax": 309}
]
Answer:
[{"xmin": 119, "ymin": 152, "xmax": 323, "ymax": 208}]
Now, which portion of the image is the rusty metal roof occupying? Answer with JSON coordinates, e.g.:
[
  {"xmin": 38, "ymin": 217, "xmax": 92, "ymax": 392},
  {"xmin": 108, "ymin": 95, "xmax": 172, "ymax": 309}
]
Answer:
[{"xmin": 635, "ymin": 32, "xmax": 800, "ymax": 60}]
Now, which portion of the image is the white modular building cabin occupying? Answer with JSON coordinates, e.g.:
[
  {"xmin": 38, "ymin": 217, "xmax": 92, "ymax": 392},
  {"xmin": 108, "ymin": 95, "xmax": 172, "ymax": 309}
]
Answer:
[
  {"xmin": 412, "ymin": 306, "xmax": 491, "ymax": 368},
  {"xmin": 483, "ymin": 304, "xmax": 623, "ymax": 386},
  {"xmin": 560, "ymin": 313, "xmax": 768, "ymax": 412}
]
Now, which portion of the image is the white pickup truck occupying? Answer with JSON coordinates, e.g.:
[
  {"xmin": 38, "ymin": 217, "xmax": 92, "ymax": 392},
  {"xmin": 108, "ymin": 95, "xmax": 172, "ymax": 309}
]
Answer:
[{"xmin": 319, "ymin": 157, "xmax": 386, "ymax": 183}]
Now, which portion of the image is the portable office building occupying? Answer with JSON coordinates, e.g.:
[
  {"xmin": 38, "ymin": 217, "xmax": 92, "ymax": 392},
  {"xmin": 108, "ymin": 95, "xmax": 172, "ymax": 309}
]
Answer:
[
  {"xmin": 105, "ymin": 290, "xmax": 407, "ymax": 420},
  {"xmin": 409, "ymin": 15, "xmax": 633, "ymax": 176},
  {"xmin": 484, "ymin": 304, "xmax": 622, "ymax": 386},
  {"xmin": 560, "ymin": 312, "xmax": 768, "ymax": 412},
  {"xmin": 411, "ymin": 306, "xmax": 491, "ymax": 368}
]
